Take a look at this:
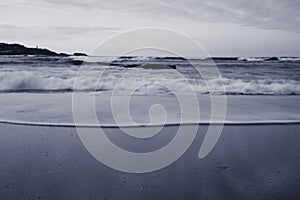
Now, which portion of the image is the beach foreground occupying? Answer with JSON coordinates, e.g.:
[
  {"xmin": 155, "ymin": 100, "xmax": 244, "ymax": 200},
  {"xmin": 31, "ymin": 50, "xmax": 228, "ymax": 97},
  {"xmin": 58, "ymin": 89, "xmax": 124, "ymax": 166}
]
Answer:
[{"xmin": 0, "ymin": 122, "xmax": 299, "ymax": 199}]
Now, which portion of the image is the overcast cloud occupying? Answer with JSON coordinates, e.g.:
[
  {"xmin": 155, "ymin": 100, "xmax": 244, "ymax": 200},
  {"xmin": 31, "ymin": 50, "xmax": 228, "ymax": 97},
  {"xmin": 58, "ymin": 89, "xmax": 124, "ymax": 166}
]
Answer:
[
  {"xmin": 0, "ymin": 0, "xmax": 299, "ymax": 56},
  {"xmin": 2, "ymin": 0, "xmax": 299, "ymax": 32}
]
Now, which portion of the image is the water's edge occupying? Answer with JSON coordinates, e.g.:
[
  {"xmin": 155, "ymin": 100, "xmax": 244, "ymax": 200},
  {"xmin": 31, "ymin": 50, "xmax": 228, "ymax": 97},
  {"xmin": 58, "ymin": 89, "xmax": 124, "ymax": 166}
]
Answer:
[{"xmin": 1, "ymin": 118, "xmax": 300, "ymax": 128}]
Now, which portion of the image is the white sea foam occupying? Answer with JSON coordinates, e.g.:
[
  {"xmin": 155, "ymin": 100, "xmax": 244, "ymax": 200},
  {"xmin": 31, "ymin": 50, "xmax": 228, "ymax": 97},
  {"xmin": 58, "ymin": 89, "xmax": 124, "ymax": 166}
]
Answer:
[
  {"xmin": 0, "ymin": 71, "xmax": 299, "ymax": 95},
  {"xmin": 238, "ymin": 57, "xmax": 265, "ymax": 62},
  {"xmin": 279, "ymin": 57, "xmax": 300, "ymax": 61},
  {"xmin": 0, "ymin": 71, "xmax": 73, "ymax": 91},
  {"xmin": 0, "ymin": 93, "xmax": 299, "ymax": 125}
]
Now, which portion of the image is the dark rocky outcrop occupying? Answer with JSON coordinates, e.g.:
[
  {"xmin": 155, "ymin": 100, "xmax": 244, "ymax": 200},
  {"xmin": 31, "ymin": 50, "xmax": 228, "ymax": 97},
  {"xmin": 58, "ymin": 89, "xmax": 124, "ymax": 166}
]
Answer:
[
  {"xmin": 139, "ymin": 63, "xmax": 176, "ymax": 69},
  {"xmin": 211, "ymin": 57, "xmax": 238, "ymax": 61},
  {"xmin": 0, "ymin": 43, "xmax": 69, "ymax": 56},
  {"xmin": 71, "ymin": 60, "xmax": 84, "ymax": 65},
  {"xmin": 265, "ymin": 57, "xmax": 279, "ymax": 61},
  {"xmin": 158, "ymin": 56, "xmax": 185, "ymax": 61},
  {"xmin": 110, "ymin": 62, "xmax": 176, "ymax": 69},
  {"xmin": 73, "ymin": 52, "xmax": 88, "ymax": 56},
  {"xmin": 59, "ymin": 53, "xmax": 69, "ymax": 56}
]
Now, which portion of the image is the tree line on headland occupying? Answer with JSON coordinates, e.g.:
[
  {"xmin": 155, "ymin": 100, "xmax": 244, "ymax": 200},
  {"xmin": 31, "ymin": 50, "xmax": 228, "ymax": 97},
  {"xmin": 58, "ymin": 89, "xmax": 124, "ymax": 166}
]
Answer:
[{"xmin": 0, "ymin": 43, "xmax": 87, "ymax": 57}]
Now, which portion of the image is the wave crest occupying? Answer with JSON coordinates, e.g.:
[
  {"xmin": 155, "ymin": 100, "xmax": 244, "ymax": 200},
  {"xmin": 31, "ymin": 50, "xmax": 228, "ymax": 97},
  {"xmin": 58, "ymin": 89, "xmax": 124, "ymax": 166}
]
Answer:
[{"xmin": 0, "ymin": 71, "xmax": 299, "ymax": 95}]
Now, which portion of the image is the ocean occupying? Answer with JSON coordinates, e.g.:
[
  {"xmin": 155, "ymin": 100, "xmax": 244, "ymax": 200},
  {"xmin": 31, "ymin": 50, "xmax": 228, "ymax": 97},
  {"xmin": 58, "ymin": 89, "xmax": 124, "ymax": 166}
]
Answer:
[
  {"xmin": 0, "ymin": 55, "xmax": 299, "ymax": 125},
  {"xmin": 0, "ymin": 55, "xmax": 299, "ymax": 95}
]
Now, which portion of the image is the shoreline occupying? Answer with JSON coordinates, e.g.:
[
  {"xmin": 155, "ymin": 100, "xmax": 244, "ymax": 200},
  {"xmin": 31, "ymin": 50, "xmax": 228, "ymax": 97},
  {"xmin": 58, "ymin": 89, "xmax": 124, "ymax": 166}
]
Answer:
[
  {"xmin": 0, "ymin": 93, "xmax": 299, "ymax": 126},
  {"xmin": 1, "ymin": 118, "xmax": 300, "ymax": 128}
]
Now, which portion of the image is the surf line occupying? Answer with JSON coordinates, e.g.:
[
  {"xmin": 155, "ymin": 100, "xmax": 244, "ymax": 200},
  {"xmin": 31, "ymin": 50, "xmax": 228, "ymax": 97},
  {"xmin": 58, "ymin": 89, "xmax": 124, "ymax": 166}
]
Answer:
[{"xmin": 0, "ymin": 119, "xmax": 300, "ymax": 128}]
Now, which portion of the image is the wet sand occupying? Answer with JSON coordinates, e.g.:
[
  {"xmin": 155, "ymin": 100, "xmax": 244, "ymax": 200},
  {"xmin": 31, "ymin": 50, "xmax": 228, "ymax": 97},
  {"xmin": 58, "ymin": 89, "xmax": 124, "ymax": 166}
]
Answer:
[{"xmin": 0, "ymin": 123, "xmax": 299, "ymax": 199}]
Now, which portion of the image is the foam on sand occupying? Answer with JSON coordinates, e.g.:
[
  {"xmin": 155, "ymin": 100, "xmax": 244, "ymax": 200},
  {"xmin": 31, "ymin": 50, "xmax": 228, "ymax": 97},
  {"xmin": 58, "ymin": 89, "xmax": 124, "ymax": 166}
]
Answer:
[{"xmin": 0, "ymin": 93, "xmax": 299, "ymax": 127}]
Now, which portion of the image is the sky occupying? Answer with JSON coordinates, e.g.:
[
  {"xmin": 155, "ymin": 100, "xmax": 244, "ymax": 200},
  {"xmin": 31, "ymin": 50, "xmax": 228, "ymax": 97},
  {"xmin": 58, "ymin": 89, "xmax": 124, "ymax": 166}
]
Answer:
[{"xmin": 0, "ymin": 0, "xmax": 300, "ymax": 56}]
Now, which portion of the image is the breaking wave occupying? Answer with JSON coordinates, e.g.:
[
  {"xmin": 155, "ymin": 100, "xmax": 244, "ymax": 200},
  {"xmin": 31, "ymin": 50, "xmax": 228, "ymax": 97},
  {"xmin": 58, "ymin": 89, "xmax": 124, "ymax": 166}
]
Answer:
[{"xmin": 0, "ymin": 71, "xmax": 299, "ymax": 95}]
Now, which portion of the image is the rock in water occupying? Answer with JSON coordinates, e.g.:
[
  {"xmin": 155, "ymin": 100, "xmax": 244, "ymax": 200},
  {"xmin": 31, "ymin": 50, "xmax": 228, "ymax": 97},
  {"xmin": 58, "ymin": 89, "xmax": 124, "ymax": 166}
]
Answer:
[
  {"xmin": 71, "ymin": 60, "xmax": 84, "ymax": 65},
  {"xmin": 265, "ymin": 57, "xmax": 279, "ymax": 61},
  {"xmin": 139, "ymin": 63, "xmax": 176, "ymax": 69},
  {"xmin": 73, "ymin": 53, "xmax": 88, "ymax": 56}
]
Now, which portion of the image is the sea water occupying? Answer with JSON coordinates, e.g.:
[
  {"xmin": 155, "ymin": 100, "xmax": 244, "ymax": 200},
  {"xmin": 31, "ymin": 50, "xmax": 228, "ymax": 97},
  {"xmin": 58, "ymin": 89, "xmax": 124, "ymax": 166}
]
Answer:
[{"xmin": 0, "ymin": 55, "xmax": 299, "ymax": 125}]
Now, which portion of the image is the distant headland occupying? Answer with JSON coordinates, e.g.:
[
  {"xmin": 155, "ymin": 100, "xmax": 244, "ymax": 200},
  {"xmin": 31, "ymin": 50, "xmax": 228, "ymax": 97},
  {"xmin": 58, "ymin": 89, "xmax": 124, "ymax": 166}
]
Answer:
[
  {"xmin": 0, "ymin": 43, "xmax": 87, "ymax": 56},
  {"xmin": 1, "ymin": 43, "xmax": 297, "ymax": 63}
]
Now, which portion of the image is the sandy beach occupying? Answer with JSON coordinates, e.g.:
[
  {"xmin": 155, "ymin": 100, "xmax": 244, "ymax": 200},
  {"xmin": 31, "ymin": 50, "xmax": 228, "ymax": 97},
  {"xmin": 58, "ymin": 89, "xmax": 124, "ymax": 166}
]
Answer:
[{"xmin": 1, "ymin": 122, "xmax": 299, "ymax": 199}]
